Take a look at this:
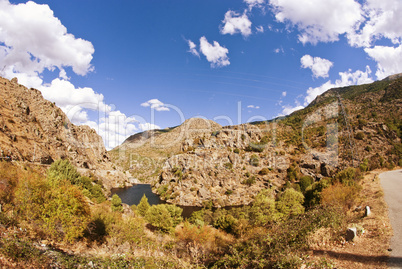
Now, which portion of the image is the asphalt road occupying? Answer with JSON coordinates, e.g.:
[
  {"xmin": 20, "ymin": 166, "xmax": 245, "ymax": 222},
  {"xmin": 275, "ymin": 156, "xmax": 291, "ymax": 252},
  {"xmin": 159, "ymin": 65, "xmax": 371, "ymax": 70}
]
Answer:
[{"xmin": 380, "ymin": 169, "xmax": 402, "ymax": 269}]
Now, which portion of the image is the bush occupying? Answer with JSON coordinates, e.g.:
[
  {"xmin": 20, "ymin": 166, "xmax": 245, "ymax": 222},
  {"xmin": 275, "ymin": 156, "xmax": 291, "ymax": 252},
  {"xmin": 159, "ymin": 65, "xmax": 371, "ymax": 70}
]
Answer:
[
  {"xmin": 111, "ymin": 194, "xmax": 123, "ymax": 212},
  {"xmin": 259, "ymin": 168, "xmax": 270, "ymax": 175},
  {"xmin": 336, "ymin": 167, "xmax": 357, "ymax": 186},
  {"xmin": 276, "ymin": 188, "xmax": 305, "ymax": 218},
  {"xmin": 250, "ymin": 154, "xmax": 260, "ymax": 167},
  {"xmin": 47, "ymin": 160, "xmax": 106, "ymax": 203},
  {"xmin": 304, "ymin": 179, "xmax": 330, "ymax": 207},
  {"xmin": 146, "ymin": 204, "xmax": 183, "ymax": 232},
  {"xmin": 321, "ymin": 183, "xmax": 361, "ymax": 212},
  {"xmin": 359, "ymin": 159, "xmax": 369, "ymax": 172},
  {"xmin": 355, "ymin": 132, "xmax": 365, "ymax": 140},
  {"xmin": 47, "ymin": 159, "xmax": 81, "ymax": 184},
  {"xmin": 242, "ymin": 176, "xmax": 256, "ymax": 186},
  {"xmin": 299, "ymin": 176, "xmax": 313, "ymax": 192},
  {"xmin": 234, "ymin": 148, "xmax": 240, "ymax": 154},
  {"xmin": 137, "ymin": 194, "xmax": 150, "ymax": 216},
  {"xmin": 16, "ymin": 176, "xmax": 90, "ymax": 242},
  {"xmin": 213, "ymin": 215, "xmax": 237, "ymax": 233},
  {"xmin": 249, "ymin": 189, "xmax": 278, "ymax": 225}
]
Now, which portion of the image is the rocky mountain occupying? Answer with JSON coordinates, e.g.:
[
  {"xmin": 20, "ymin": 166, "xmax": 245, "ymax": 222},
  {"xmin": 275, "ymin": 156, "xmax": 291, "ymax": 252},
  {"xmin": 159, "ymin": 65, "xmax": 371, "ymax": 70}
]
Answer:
[
  {"xmin": 0, "ymin": 76, "xmax": 129, "ymax": 190},
  {"xmin": 111, "ymin": 74, "xmax": 402, "ymax": 207}
]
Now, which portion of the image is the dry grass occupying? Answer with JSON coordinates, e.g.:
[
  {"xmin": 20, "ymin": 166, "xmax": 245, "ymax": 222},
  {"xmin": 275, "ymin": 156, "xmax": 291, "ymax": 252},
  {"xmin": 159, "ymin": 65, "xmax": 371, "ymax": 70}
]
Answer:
[{"xmin": 308, "ymin": 169, "xmax": 393, "ymax": 268}]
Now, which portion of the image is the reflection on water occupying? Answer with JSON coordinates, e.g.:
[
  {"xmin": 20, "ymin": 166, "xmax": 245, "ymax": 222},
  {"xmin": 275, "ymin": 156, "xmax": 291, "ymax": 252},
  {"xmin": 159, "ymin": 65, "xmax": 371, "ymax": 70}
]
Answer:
[
  {"xmin": 111, "ymin": 184, "xmax": 162, "ymax": 206},
  {"xmin": 110, "ymin": 184, "xmax": 203, "ymax": 218}
]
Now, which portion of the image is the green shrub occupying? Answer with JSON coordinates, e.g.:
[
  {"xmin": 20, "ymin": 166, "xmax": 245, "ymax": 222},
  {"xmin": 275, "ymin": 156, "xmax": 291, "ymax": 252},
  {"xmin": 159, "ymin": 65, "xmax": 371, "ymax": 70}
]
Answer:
[
  {"xmin": 145, "ymin": 204, "xmax": 182, "ymax": 232},
  {"xmin": 336, "ymin": 167, "xmax": 357, "ymax": 186},
  {"xmin": 355, "ymin": 132, "xmax": 365, "ymax": 140},
  {"xmin": 234, "ymin": 148, "xmax": 240, "ymax": 154},
  {"xmin": 47, "ymin": 159, "xmax": 81, "ymax": 184},
  {"xmin": 250, "ymin": 154, "xmax": 260, "ymax": 167},
  {"xmin": 137, "ymin": 194, "xmax": 150, "ymax": 216},
  {"xmin": 359, "ymin": 159, "xmax": 369, "ymax": 172},
  {"xmin": 259, "ymin": 168, "xmax": 269, "ymax": 175},
  {"xmin": 299, "ymin": 176, "xmax": 313, "ymax": 192},
  {"xmin": 47, "ymin": 160, "xmax": 106, "ymax": 203},
  {"xmin": 16, "ymin": 176, "xmax": 90, "ymax": 242},
  {"xmin": 304, "ymin": 179, "xmax": 330, "ymax": 207},
  {"xmin": 213, "ymin": 215, "xmax": 237, "ymax": 233},
  {"xmin": 242, "ymin": 176, "xmax": 256, "ymax": 186},
  {"xmin": 111, "ymin": 194, "xmax": 123, "ymax": 212},
  {"xmin": 0, "ymin": 237, "xmax": 41, "ymax": 262},
  {"xmin": 249, "ymin": 189, "xmax": 278, "ymax": 225},
  {"xmin": 224, "ymin": 162, "xmax": 233, "ymax": 169},
  {"xmin": 276, "ymin": 188, "xmax": 305, "ymax": 218}
]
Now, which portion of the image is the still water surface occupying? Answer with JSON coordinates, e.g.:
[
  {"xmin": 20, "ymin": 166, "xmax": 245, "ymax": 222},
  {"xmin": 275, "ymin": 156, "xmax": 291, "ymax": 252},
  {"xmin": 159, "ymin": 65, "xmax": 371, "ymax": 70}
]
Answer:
[{"xmin": 111, "ymin": 184, "xmax": 202, "ymax": 218}]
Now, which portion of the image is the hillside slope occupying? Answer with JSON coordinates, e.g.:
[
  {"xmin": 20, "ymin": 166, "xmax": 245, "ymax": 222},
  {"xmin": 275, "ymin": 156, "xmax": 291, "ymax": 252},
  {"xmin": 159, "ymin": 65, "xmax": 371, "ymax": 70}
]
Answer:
[
  {"xmin": 0, "ymin": 76, "xmax": 129, "ymax": 189},
  {"xmin": 111, "ymin": 75, "xmax": 402, "ymax": 207}
]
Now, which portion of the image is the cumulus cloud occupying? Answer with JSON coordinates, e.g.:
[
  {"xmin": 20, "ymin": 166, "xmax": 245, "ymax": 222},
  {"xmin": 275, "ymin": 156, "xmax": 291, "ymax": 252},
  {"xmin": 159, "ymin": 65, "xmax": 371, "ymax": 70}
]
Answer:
[
  {"xmin": 199, "ymin": 36, "xmax": 230, "ymax": 68},
  {"xmin": 141, "ymin": 99, "xmax": 170, "ymax": 112},
  {"xmin": 304, "ymin": 66, "xmax": 373, "ymax": 105},
  {"xmin": 301, "ymin": 55, "xmax": 333, "ymax": 78},
  {"xmin": 220, "ymin": 10, "xmax": 252, "ymax": 37},
  {"xmin": 187, "ymin": 40, "xmax": 200, "ymax": 57},
  {"xmin": 0, "ymin": 0, "xmax": 94, "ymax": 77},
  {"xmin": 269, "ymin": 0, "xmax": 363, "ymax": 44},
  {"xmin": 139, "ymin": 123, "xmax": 161, "ymax": 131},
  {"xmin": 0, "ymin": 0, "xmax": 161, "ymax": 150},
  {"xmin": 282, "ymin": 91, "xmax": 287, "ymax": 97},
  {"xmin": 364, "ymin": 45, "xmax": 402, "ymax": 79},
  {"xmin": 280, "ymin": 104, "xmax": 304, "ymax": 116},
  {"xmin": 244, "ymin": 0, "xmax": 266, "ymax": 10},
  {"xmin": 348, "ymin": 0, "xmax": 402, "ymax": 47},
  {"xmin": 280, "ymin": 66, "xmax": 373, "ymax": 116}
]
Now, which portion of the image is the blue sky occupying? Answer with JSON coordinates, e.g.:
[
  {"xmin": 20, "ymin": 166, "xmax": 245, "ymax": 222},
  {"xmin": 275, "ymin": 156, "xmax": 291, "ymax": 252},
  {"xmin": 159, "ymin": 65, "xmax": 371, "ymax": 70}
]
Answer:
[{"xmin": 1, "ymin": 0, "xmax": 401, "ymax": 149}]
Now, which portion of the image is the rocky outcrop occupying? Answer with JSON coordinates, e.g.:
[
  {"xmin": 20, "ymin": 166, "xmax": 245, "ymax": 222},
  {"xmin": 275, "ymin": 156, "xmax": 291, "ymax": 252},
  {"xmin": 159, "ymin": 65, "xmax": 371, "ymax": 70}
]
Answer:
[{"xmin": 0, "ymin": 76, "xmax": 128, "ymax": 190}]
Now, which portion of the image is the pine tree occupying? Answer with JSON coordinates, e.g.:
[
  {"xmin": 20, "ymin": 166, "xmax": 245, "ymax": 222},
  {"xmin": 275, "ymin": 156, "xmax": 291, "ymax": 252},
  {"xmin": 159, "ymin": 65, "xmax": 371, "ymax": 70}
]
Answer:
[{"xmin": 137, "ymin": 194, "xmax": 150, "ymax": 216}]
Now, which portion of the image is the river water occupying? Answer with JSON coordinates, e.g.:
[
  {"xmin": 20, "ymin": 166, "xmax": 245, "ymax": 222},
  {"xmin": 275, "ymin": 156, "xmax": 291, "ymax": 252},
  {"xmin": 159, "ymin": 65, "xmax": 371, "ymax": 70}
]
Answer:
[{"xmin": 110, "ymin": 184, "xmax": 203, "ymax": 218}]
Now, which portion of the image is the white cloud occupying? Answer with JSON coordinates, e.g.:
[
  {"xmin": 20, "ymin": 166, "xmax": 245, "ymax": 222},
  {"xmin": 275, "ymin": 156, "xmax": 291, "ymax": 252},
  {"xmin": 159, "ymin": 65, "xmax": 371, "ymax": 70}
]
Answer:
[
  {"xmin": 187, "ymin": 40, "xmax": 200, "ymax": 57},
  {"xmin": 269, "ymin": 0, "xmax": 363, "ymax": 44},
  {"xmin": 280, "ymin": 104, "xmax": 304, "ymax": 116},
  {"xmin": 364, "ymin": 45, "xmax": 402, "ymax": 79},
  {"xmin": 300, "ymin": 55, "xmax": 333, "ymax": 78},
  {"xmin": 282, "ymin": 91, "xmax": 287, "ymax": 97},
  {"xmin": 244, "ymin": 0, "xmax": 266, "ymax": 10},
  {"xmin": 247, "ymin": 105, "xmax": 260, "ymax": 109},
  {"xmin": 348, "ymin": 0, "xmax": 402, "ymax": 47},
  {"xmin": 220, "ymin": 10, "xmax": 252, "ymax": 37},
  {"xmin": 141, "ymin": 99, "xmax": 170, "ymax": 112},
  {"xmin": 199, "ymin": 36, "xmax": 230, "ymax": 68},
  {"xmin": 0, "ymin": 0, "xmax": 161, "ymax": 150},
  {"xmin": 280, "ymin": 66, "xmax": 373, "ymax": 116},
  {"xmin": 304, "ymin": 66, "xmax": 373, "ymax": 105},
  {"xmin": 139, "ymin": 123, "xmax": 161, "ymax": 131},
  {"xmin": 40, "ymin": 78, "xmax": 111, "ymax": 115},
  {"xmin": 256, "ymin": 26, "xmax": 264, "ymax": 33},
  {"xmin": 274, "ymin": 47, "xmax": 284, "ymax": 54},
  {"xmin": 0, "ymin": 0, "xmax": 94, "ymax": 77}
]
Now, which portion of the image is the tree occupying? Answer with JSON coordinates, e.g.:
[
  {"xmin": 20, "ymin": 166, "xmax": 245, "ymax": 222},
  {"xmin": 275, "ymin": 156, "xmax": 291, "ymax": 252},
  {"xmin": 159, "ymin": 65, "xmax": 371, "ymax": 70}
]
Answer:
[
  {"xmin": 111, "ymin": 194, "xmax": 123, "ymax": 212},
  {"xmin": 137, "ymin": 194, "xmax": 150, "ymax": 216}
]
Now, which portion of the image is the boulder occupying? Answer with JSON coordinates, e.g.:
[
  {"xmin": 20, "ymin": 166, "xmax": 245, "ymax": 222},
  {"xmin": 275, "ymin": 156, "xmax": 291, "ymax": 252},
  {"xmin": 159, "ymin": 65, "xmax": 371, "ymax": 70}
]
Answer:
[{"xmin": 346, "ymin": 227, "xmax": 357, "ymax": 241}]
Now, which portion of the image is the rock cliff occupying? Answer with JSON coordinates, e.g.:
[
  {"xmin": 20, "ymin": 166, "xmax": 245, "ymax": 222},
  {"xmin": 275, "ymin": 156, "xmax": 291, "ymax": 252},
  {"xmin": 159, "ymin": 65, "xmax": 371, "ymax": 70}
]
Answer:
[
  {"xmin": 0, "ymin": 76, "xmax": 128, "ymax": 190},
  {"xmin": 112, "ymin": 75, "xmax": 402, "ymax": 207}
]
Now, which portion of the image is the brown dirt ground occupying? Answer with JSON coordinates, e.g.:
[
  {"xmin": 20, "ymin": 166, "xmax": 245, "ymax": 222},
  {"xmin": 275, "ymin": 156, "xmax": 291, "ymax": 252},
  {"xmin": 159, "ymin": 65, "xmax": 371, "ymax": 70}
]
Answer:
[{"xmin": 307, "ymin": 169, "xmax": 395, "ymax": 269}]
